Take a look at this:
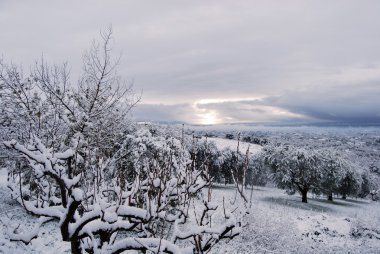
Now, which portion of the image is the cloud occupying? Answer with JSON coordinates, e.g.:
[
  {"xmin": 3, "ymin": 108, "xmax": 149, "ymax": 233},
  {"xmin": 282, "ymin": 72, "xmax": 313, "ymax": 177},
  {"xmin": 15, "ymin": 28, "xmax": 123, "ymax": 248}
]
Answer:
[
  {"xmin": 1, "ymin": 1, "xmax": 380, "ymax": 124},
  {"xmin": 132, "ymin": 103, "xmax": 193, "ymax": 123},
  {"xmin": 134, "ymin": 74, "xmax": 380, "ymax": 125},
  {"xmin": 264, "ymin": 80, "xmax": 380, "ymax": 124},
  {"xmin": 133, "ymin": 100, "xmax": 308, "ymax": 125}
]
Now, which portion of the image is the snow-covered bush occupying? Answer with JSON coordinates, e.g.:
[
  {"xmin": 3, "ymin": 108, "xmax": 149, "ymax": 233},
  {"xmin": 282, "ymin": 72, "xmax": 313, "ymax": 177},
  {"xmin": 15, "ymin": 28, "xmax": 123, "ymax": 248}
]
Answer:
[
  {"xmin": 217, "ymin": 149, "xmax": 237, "ymax": 185},
  {"xmin": 187, "ymin": 138, "xmax": 221, "ymax": 184},
  {"xmin": 4, "ymin": 130, "xmax": 241, "ymax": 253}
]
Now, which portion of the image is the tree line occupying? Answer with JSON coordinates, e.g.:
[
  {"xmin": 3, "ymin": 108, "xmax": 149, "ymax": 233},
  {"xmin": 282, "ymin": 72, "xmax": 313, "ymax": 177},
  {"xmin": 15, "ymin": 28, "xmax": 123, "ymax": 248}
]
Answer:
[{"xmin": 189, "ymin": 138, "xmax": 378, "ymax": 203}]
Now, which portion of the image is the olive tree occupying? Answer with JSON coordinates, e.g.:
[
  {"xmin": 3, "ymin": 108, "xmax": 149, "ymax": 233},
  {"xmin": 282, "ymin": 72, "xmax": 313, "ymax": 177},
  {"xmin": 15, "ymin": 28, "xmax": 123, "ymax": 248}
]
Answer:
[{"xmin": 263, "ymin": 145, "xmax": 323, "ymax": 203}]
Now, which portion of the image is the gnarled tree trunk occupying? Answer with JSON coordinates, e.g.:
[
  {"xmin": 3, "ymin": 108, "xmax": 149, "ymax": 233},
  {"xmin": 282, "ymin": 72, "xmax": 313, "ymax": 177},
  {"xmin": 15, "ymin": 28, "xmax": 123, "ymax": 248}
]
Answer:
[
  {"xmin": 301, "ymin": 188, "xmax": 308, "ymax": 203},
  {"xmin": 328, "ymin": 192, "xmax": 333, "ymax": 201}
]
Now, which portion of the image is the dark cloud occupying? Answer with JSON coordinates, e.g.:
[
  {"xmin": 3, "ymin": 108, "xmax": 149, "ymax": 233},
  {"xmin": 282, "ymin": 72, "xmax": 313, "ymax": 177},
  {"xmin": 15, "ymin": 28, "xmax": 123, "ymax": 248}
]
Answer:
[{"xmin": 263, "ymin": 80, "xmax": 380, "ymax": 124}]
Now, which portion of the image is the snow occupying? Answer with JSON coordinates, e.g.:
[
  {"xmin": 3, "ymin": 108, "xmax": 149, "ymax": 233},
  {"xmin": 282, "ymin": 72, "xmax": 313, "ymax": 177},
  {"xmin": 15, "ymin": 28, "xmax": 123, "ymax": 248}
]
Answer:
[
  {"xmin": 104, "ymin": 237, "xmax": 192, "ymax": 254},
  {"xmin": 204, "ymin": 137, "xmax": 262, "ymax": 155},
  {"xmin": 55, "ymin": 149, "xmax": 75, "ymax": 159},
  {"xmin": 153, "ymin": 178, "xmax": 161, "ymax": 188},
  {"xmin": 296, "ymin": 214, "xmax": 351, "ymax": 238},
  {"xmin": 0, "ymin": 186, "xmax": 69, "ymax": 253},
  {"xmin": 1, "ymin": 178, "xmax": 380, "ymax": 253},
  {"xmin": 208, "ymin": 186, "xmax": 380, "ymax": 253},
  {"xmin": 8, "ymin": 217, "xmax": 52, "ymax": 245},
  {"xmin": 0, "ymin": 168, "xmax": 7, "ymax": 185},
  {"xmin": 117, "ymin": 206, "xmax": 148, "ymax": 219},
  {"xmin": 102, "ymin": 210, "xmax": 118, "ymax": 224},
  {"xmin": 71, "ymin": 188, "xmax": 84, "ymax": 201}
]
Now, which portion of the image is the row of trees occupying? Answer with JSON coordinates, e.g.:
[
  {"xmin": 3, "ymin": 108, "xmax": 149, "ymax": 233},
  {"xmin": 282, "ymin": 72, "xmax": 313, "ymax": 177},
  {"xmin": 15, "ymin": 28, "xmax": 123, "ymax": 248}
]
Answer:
[
  {"xmin": 0, "ymin": 29, "xmax": 240, "ymax": 253},
  {"xmin": 188, "ymin": 137, "xmax": 376, "ymax": 203},
  {"xmin": 187, "ymin": 139, "xmax": 267, "ymax": 188},
  {"xmin": 262, "ymin": 145, "xmax": 364, "ymax": 203}
]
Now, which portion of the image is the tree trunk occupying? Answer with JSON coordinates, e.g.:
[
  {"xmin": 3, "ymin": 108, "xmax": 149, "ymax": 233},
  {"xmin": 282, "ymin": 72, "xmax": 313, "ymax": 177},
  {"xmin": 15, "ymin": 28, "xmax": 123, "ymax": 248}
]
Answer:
[
  {"xmin": 328, "ymin": 192, "xmax": 333, "ymax": 201},
  {"xmin": 61, "ymin": 199, "xmax": 81, "ymax": 241},
  {"xmin": 301, "ymin": 189, "xmax": 308, "ymax": 203},
  {"xmin": 71, "ymin": 240, "xmax": 81, "ymax": 254}
]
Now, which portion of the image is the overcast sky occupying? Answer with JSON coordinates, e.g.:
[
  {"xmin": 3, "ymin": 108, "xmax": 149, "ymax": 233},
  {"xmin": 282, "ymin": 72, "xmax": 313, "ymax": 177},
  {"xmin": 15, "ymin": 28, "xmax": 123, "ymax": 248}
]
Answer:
[{"xmin": 1, "ymin": 0, "xmax": 380, "ymax": 125}]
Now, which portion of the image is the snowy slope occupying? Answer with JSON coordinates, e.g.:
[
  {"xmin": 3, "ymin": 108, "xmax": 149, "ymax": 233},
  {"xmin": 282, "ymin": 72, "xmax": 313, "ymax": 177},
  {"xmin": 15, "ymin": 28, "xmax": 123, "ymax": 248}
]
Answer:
[{"xmin": 204, "ymin": 137, "xmax": 262, "ymax": 155}]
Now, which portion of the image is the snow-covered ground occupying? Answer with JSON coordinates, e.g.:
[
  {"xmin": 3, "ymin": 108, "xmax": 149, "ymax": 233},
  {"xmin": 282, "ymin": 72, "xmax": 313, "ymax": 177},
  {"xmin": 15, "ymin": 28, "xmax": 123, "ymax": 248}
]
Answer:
[
  {"xmin": 1, "ymin": 167, "xmax": 380, "ymax": 253},
  {"xmin": 0, "ymin": 168, "xmax": 6, "ymax": 185},
  {"xmin": 0, "ymin": 168, "xmax": 70, "ymax": 253},
  {"xmin": 204, "ymin": 137, "xmax": 262, "ymax": 155},
  {"xmin": 209, "ymin": 187, "xmax": 380, "ymax": 254}
]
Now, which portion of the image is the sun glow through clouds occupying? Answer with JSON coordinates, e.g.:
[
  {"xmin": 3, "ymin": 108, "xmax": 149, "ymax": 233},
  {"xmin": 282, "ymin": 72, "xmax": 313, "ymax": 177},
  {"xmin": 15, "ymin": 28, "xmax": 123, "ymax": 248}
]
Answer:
[
  {"xmin": 191, "ymin": 96, "xmax": 306, "ymax": 125},
  {"xmin": 193, "ymin": 97, "xmax": 264, "ymax": 125},
  {"xmin": 196, "ymin": 109, "xmax": 220, "ymax": 125}
]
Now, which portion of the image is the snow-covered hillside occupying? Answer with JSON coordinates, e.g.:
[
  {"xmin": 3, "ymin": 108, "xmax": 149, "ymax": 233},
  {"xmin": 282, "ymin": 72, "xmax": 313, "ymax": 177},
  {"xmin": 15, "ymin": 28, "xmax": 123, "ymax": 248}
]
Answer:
[{"xmin": 204, "ymin": 137, "xmax": 262, "ymax": 155}]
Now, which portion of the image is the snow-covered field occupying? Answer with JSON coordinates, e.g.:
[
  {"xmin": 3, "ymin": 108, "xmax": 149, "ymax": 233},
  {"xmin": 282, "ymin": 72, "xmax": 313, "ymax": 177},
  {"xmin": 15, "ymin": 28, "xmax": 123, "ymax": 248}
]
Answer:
[
  {"xmin": 1, "ymin": 166, "xmax": 380, "ymax": 253},
  {"xmin": 204, "ymin": 137, "xmax": 262, "ymax": 155},
  {"xmin": 209, "ymin": 186, "xmax": 380, "ymax": 254}
]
